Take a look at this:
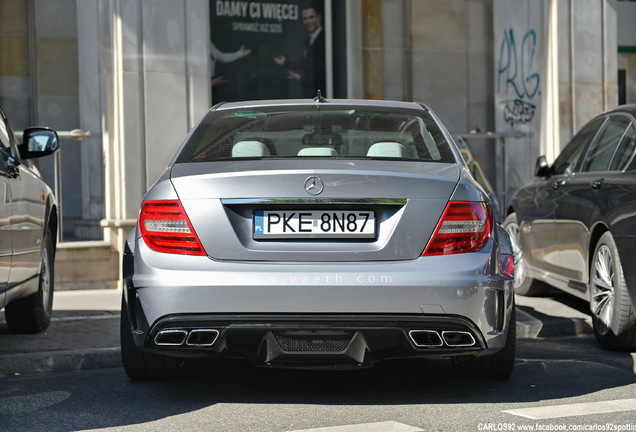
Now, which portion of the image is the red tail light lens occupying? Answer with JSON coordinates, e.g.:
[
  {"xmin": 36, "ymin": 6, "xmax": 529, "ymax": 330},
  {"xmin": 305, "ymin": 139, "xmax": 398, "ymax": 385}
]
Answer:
[
  {"xmin": 139, "ymin": 200, "xmax": 206, "ymax": 256},
  {"xmin": 423, "ymin": 201, "xmax": 492, "ymax": 256},
  {"xmin": 499, "ymin": 254, "xmax": 515, "ymax": 279}
]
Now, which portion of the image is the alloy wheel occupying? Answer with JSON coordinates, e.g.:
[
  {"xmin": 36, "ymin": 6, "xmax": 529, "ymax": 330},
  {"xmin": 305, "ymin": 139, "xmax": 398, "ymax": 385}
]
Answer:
[
  {"xmin": 591, "ymin": 244, "xmax": 615, "ymax": 336},
  {"xmin": 40, "ymin": 244, "xmax": 52, "ymax": 311}
]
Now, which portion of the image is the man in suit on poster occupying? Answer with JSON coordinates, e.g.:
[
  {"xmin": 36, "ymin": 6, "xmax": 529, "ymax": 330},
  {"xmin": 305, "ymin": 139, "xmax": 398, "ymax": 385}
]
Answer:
[{"xmin": 273, "ymin": 3, "xmax": 326, "ymax": 98}]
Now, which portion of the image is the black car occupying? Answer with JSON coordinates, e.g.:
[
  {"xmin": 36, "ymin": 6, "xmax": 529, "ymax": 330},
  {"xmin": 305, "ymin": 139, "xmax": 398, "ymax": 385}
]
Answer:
[
  {"xmin": 0, "ymin": 106, "xmax": 59, "ymax": 333},
  {"xmin": 504, "ymin": 104, "xmax": 636, "ymax": 351}
]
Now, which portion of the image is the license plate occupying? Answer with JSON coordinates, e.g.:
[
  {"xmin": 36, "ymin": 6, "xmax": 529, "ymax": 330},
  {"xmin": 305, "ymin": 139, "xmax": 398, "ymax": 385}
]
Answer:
[{"xmin": 253, "ymin": 210, "xmax": 375, "ymax": 239}]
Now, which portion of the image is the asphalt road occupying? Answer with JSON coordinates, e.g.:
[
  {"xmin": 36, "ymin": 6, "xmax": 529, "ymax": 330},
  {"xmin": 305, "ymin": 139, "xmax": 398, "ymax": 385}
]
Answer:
[{"xmin": 0, "ymin": 334, "xmax": 634, "ymax": 432}]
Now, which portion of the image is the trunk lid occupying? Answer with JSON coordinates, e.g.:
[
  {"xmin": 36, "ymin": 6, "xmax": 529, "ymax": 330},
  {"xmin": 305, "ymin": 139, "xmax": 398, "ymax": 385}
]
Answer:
[{"xmin": 169, "ymin": 160, "xmax": 460, "ymax": 261}]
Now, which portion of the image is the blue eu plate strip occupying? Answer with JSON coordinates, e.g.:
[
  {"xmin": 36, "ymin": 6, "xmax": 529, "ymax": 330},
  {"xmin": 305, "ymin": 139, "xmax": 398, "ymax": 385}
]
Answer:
[{"xmin": 253, "ymin": 210, "xmax": 264, "ymax": 234}]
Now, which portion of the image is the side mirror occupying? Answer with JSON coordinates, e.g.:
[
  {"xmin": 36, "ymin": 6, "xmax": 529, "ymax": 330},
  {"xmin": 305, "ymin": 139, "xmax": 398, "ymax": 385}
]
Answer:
[
  {"xmin": 18, "ymin": 127, "xmax": 59, "ymax": 159},
  {"xmin": 534, "ymin": 155, "xmax": 550, "ymax": 177}
]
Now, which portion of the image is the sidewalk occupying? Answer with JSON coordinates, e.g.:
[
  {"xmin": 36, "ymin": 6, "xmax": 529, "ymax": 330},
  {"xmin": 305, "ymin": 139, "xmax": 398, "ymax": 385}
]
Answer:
[
  {"xmin": 0, "ymin": 288, "xmax": 593, "ymax": 376},
  {"xmin": 0, "ymin": 289, "xmax": 121, "ymax": 376}
]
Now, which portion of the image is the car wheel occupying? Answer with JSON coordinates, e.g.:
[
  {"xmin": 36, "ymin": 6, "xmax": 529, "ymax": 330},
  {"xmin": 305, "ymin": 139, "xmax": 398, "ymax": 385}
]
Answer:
[
  {"xmin": 502, "ymin": 212, "xmax": 550, "ymax": 297},
  {"xmin": 120, "ymin": 296, "xmax": 183, "ymax": 380},
  {"xmin": 4, "ymin": 228, "xmax": 54, "ymax": 333},
  {"xmin": 453, "ymin": 305, "xmax": 516, "ymax": 380},
  {"xmin": 589, "ymin": 232, "xmax": 636, "ymax": 351}
]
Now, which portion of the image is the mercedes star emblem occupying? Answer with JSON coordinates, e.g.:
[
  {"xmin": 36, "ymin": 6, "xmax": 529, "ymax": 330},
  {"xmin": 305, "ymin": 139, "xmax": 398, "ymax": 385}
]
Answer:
[{"xmin": 304, "ymin": 176, "xmax": 324, "ymax": 195}]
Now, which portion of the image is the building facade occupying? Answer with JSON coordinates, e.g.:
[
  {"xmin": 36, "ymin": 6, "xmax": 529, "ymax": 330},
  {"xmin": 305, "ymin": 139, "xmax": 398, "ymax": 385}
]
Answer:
[{"xmin": 0, "ymin": 0, "xmax": 626, "ymax": 281}]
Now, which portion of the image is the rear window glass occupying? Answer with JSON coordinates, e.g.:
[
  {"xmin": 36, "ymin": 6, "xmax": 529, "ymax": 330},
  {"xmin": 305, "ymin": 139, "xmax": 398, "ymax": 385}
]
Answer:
[{"xmin": 176, "ymin": 106, "xmax": 456, "ymax": 163}]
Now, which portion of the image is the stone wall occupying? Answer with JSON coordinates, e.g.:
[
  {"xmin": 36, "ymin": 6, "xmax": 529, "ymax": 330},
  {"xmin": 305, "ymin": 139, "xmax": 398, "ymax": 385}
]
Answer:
[
  {"xmin": 0, "ymin": 0, "xmax": 30, "ymax": 128},
  {"xmin": 0, "ymin": 0, "xmax": 83, "ymax": 240},
  {"xmin": 362, "ymin": 0, "xmax": 498, "ymax": 210}
]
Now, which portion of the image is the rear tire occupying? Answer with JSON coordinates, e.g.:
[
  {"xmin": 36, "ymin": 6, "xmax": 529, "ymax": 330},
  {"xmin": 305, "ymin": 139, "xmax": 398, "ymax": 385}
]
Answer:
[
  {"xmin": 453, "ymin": 306, "xmax": 516, "ymax": 380},
  {"xmin": 502, "ymin": 212, "xmax": 550, "ymax": 297},
  {"xmin": 120, "ymin": 296, "xmax": 184, "ymax": 380},
  {"xmin": 589, "ymin": 232, "xmax": 636, "ymax": 351},
  {"xmin": 5, "ymin": 228, "xmax": 55, "ymax": 333}
]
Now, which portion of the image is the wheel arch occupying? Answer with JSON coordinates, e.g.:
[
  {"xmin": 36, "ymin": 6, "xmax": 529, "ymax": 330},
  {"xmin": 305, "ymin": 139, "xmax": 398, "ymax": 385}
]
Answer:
[
  {"xmin": 505, "ymin": 205, "xmax": 515, "ymax": 218},
  {"xmin": 42, "ymin": 192, "xmax": 58, "ymax": 246},
  {"xmin": 47, "ymin": 202, "xmax": 58, "ymax": 245},
  {"xmin": 587, "ymin": 222, "xmax": 610, "ymax": 285}
]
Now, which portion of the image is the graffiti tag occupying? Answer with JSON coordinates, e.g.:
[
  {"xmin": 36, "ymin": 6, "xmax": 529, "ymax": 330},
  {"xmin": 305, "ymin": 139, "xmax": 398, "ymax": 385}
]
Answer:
[
  {"xmin": 497, "ymin": 28, "xmax": 540, "ymax": 126},
  {"xmin": 502, "ymin": 99, "xmax": 536, "ymax": 127},
  {"xmin": 498, "ymin": 28, "xmax": 540, "ymax": 99}
]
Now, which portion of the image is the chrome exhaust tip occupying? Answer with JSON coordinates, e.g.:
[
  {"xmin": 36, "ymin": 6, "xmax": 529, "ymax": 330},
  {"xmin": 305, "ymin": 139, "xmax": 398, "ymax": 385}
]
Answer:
[
  {"xmin": 408, "ymin": 330, "xmax": 443, "ymax": 347},
  {"xmin": 154, "ymin": 329, "xmax": 188, "ymax": 346},
  {"xmin": 185, "ymin": 329, "xmax": 220, "ymax": 347},
  {"xmin": 441, "ymin": 331, "xmax": 476, "ymax": 347},
  {"xmin": 154, "ymin": 328, "xmax": 220, "ymax": 347}
]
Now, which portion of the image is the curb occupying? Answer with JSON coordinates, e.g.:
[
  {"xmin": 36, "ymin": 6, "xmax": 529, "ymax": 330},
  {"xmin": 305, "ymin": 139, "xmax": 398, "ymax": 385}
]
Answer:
[
  {"xmin": 0, "ymin": 348, "xmax": 122, "ymax": 377},
  {"xmin": 515, "ymin": 307, "xmax": 593, "ymax": 339}
]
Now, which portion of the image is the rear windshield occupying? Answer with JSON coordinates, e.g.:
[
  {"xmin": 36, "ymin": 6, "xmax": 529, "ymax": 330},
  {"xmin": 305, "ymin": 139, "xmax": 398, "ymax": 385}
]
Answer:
[{"xmin": 176, "ymin": 106, "xmax": 457, "ymax": 163}]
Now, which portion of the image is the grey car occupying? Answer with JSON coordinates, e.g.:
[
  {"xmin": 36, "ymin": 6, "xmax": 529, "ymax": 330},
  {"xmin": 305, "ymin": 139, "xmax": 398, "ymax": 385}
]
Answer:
[
  {"xmin": 0, "ymin": 105, "xmax": 59, "ymax": 334},
  {"xmin": 121, "ymin": 97, "xmax": 516, "ymax": 380},
  {"xmin": 504, "ymin": 104, "xmax": 636, "ymax": 351}
]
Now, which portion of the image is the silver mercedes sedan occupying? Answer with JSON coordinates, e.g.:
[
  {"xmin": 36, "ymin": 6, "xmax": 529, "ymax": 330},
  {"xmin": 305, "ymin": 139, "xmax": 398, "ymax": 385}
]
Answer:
[{"xmin": 121, "ymin": 97, "xmax": 516, "ymax": 380}]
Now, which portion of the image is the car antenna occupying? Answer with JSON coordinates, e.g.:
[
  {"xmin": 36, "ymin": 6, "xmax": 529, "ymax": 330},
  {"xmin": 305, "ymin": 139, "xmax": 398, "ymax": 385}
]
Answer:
[{"xmin": 313, "ymin": 90, "xmax": 328, "ymax": 103}]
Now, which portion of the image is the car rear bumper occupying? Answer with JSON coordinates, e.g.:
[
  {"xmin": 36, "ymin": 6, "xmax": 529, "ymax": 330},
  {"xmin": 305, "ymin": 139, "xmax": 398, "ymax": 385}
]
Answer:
[
  {"xmin": 123, "ymin": 238, "xmax": 514, "ymax": 366},
  {"xmin": 141, "ymin": 314, "xmax": 488, "ymax": 368}
]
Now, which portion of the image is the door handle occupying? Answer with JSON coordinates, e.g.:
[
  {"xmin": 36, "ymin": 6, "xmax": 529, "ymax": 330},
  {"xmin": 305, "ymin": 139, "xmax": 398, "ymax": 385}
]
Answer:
[
  {"xmin": 552, "ymin": 179, "xmax": 565, "ymax": 189},
  {"xmin": 6, "ymin": 158, "xmax": 19, "ymax": 179},
  {"xmin": 590, "ymin": 178, "xmax": 604, "ymax": 190}
]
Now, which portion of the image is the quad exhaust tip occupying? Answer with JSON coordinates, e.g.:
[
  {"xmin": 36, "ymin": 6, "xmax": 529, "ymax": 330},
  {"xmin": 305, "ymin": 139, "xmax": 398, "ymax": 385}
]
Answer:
[
  {"xmin": 408, "ymin": 329, "xmax": 476, "ymax": 348},
  {"xmin": 154, "ymin": 329, "xmax": 188, "ymax": 346},
  {"xmin": 186, "ymin": 329, "xmax": 220, "ymax": 347},
  {"xmin": 154, "ymin": 329, "xmax": 220, "ymax": 347},
  {"xmin": 441, "ymin": 330, "xmax": 476, "ymax": 347},
  {"xmin": 408, "ymin": 330, "xmax": 443, "ymax": 347}
]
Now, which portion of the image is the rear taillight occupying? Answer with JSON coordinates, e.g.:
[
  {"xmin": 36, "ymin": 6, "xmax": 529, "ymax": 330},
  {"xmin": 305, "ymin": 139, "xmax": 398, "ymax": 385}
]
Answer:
[
  {"xmin": 423, "ymin": 201, "xmax": 492, "ymax": 256},
  {"xmin": 139, "ymin": 200, "xmax": 206, "ymax": 256},
  {"xmin": 499, "ymin": 254, "xmax": 515, "ymax": 279}
]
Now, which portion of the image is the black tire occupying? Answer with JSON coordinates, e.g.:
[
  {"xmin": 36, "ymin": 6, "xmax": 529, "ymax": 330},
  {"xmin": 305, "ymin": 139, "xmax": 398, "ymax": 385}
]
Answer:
[
  {"xmin": 120, "ymin": 296, "xmax": 183, "ymax": 380},
  {"xmin": 453, "ymin": 306, "xmax": 516, "ymax": 379},
  {"xmin": 589, "ymin": 232, "xmax": 636, "ymax": 351},
  {"xmin": 5, "ymin": 228, "xmax": 55, "ymax": 333},
  {"xmin": 502, "ymin": 212, "xmax": 550, "ymax": 297}
]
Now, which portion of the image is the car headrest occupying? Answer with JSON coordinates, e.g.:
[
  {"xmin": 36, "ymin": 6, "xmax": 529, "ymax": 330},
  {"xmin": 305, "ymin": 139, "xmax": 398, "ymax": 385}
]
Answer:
[
  {"xmin": 366, "ymin": 142, "xmax": 407, "ymax": 158},
  {"xmin": 297, "ymin": 147, "xmax": 339, "ymax": 156},
  {"xmin": 232, "ymin": 140, "xmax": 271, "ymax": 158}
]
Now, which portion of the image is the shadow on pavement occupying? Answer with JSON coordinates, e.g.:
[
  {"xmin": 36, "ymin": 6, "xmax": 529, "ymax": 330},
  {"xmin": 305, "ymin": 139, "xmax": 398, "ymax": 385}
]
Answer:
[{"xmin": 1, "ymin": 333, "xmax": 634, "ymax": 431}]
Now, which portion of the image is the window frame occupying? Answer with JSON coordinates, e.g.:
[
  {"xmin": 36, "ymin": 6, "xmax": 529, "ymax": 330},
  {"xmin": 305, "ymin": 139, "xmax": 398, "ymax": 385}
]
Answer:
[
  {"xmin": 580, "ymin": 114, "xmax": 632, "ymax": 173},
  {"xmin": 0, "ymin": 108, "xmax": 18, "ymax": 162},
  {"xmin": 551, "ymin": 116, "xmax": 606, "ymax": 176}
]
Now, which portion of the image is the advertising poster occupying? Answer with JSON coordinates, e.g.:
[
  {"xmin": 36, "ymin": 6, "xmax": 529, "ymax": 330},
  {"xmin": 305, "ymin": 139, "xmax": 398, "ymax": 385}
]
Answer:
[{"xmin": 210, "ymin": 0, "xmax": 326, "ymax": 103}]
